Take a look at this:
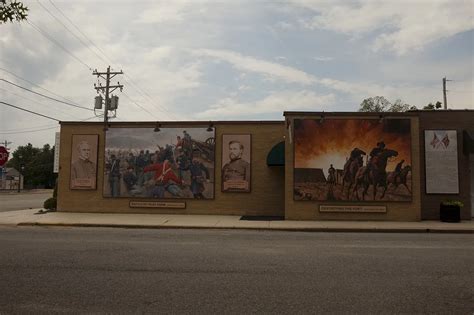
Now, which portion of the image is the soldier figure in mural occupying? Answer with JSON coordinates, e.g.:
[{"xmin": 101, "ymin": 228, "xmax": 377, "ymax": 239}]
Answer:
[
  {"xmin": 175, "ymin": 149, "xmax": 190, "ymax": 180},
  {"xmin": 353, "ymin": 141, "xmax": 398, "ymax": 200},
  {"xmin": 342, "ymin": 147, "xmax": 366, "ymax": 198},
  {"xmin": 143, "ymin": 158, "xmax": 184, "ymax": 198},
  {"xmin": 135, "ymin": 150, "xmax": 147, "ymax": 186},
  {"xmin": 107, "ymin": 154, "xmax": 121, "ymax": 197},
  {"xmin": 360, "ymin": 141, "xmax": 386, "ymax": 180},
  {"xmin": 385, "ymin": 161, "xmax": 411, "ymax": 196},
  {"xmin": 222, "ymin": 140, "xmax": 250, "ymax": 189},
  {"xmin": 123, "ymin": 166, "xmax": 137, "ymax": 193},
  {"xmin": 189, "ymin": 154, "xmax": 210, "ymax": 199},
  {"xmin": 327, "ymin": 164, "xmax": 336, "ymax": 185}
]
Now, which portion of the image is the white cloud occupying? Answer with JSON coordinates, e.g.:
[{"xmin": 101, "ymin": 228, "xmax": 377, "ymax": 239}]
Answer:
[
  {"xmin": 192, "ymin": 49, "xmax": 396, "ymax": 98},
  {"xmin": 137, "ymin": 1, "xmax": 208, "ymax": 24},
  {"xmin": 314, "ymin": 56, "xmax": 333, "ymax": 62},
  {"xmin": 194, "ymin": 49, "xmax": 316, "ymax": 85},
  {"xmin": 289, "ymin": 0, "xmax": 474, "ymax": 55},
  {"xmin": 197, "ymin": 90, "xmax": 336, "ymax": 119}
]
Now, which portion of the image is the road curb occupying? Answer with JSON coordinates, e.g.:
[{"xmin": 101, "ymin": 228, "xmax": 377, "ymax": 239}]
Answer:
[{"xmin": 16, "ymin": 222, "xmax": 474, "ymax": 234}]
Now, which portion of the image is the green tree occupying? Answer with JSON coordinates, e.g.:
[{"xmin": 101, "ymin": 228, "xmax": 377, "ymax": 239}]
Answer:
[
  {"xmin": 358, "ymin": 96, "xmax": 417, "ymax": 112},
  {"xmin": 6, "ymin": 143, "xmax": 56, "ymax": 188},
  {"xmin": 1, "ymin": 0, "xmax": 28, "ymax": 24},
  {"xmin": 423, "ymin": 101, "xmax": 442, "ymax": 110}
]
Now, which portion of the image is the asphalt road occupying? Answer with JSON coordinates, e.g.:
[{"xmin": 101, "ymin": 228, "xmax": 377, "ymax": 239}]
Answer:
[
  {"xmin": 0, "ymin": 227, "xmax": 473, "ymax": 314},
  {"xmin": 0, "ymin": 190, "xmax": 52, "ymax": 212}
]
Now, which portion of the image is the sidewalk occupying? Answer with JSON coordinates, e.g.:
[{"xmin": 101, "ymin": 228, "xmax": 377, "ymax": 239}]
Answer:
[{"xmin": 0, "ymin": 209, "xmax": 473, "ymax": 233}]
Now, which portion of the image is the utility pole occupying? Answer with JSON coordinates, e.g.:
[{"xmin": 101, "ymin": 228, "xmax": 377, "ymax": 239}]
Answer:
[
  {"xmin": 1, "ymin": 140, "xmax": 12, "ymax": 149},
  {"xmin": 93, "ymin": 66, "xmax": 123, "ymax": 130},
  {"xmin": 442, "ymin": 77, "xmax": 452, "ymax": 110}
]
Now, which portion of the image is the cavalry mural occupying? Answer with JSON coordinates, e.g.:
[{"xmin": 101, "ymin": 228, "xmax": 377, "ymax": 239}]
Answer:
[
  {"xmin": 294, "ymin": 118, "xmax": 412, "ymax": 201},
  {"xmin": 103, "ymin": 127, "xmax": 215, "ymax": 199}
]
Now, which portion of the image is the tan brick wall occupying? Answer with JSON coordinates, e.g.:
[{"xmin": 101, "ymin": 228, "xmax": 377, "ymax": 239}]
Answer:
[
  {"xmin": 58, "ymin": 122, "xmax": 285, "ymax": 216},
  {"xmin": 284, "ymin": 114, "xmax": 422, "ymax": 221}
]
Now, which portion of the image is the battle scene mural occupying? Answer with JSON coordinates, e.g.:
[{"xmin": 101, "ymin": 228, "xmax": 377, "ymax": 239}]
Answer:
[
  {"xmin": 104, "ymin": 127, "xmax": 215, "ymax": 199},
  {"xmin": 294, "ymin": 119, "xmax": 412, "ymax": 201}
]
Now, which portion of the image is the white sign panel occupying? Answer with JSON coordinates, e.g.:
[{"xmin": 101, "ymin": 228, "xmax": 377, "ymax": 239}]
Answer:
[
  {"xmin": 425, "ymin": 130, "xmax": 459, "ymax": 194},
  {"xmin": 53, "ymin": 132, "xmax": 60, "ymax": 173}
]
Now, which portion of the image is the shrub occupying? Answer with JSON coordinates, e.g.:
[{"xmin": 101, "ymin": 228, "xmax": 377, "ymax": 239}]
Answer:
[
  {"xmin": 441, "ymin": 200, "xmax": 464, "ymax": 208},
  {"xmin": 43, "ymin": 197, "xmax": 57, "ymax": 211}
]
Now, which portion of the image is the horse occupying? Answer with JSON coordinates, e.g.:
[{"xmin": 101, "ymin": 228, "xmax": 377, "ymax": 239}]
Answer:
[
  {"xmin": 353, "ymin": 148, "xmax": 398, "ymax": 200},
  {"xmin": 384, "ymin": 165, "xmax": 411, "ymax": 196},
  {"xmin": 342, "ymin": 148, "xmax": 366, "ymax": 198}
]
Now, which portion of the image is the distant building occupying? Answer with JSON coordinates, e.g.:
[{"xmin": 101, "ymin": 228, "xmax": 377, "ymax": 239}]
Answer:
[{"xmin": 0, "ymin": 168, "xmax": 23, "ymax": 190}]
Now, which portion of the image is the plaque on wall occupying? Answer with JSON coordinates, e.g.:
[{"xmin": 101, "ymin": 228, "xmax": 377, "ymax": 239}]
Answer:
[
  {"xmin": 129, "ymin": 201, "xmax": 186, "ymax": 209},
  {"xmin": 319, "ymin": 205, "xmax": 387, "ymax": 213},
  {"xmin": 424, "ymin": 130, "xmax": 459, "ymax": 194}
]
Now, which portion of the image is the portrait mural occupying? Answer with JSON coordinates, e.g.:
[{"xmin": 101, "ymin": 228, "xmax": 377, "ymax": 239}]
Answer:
[
  {"xmin": 222, "ymin": 134, "xmax": 251, "ymax": 192},
  {"xmin": 70, "ymin": 134, "xmax": 99, "ymax": 190},
  {"xmin": 103, "ymin": 127, "xmax": 215, "ymax": 199},
  {"xmin": 294, "ymin": 118, "xmax": 412, "ymax": 201}
]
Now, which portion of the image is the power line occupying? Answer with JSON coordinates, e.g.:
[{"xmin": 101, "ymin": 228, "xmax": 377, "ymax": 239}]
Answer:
[
  {"xmin": 0, "ymin": 86, "xmax": 78, "ymax": 119},
  {"xmin": 29, "ymin": 3, "xmax": 176, "ymax": 120},
  {"xmin": 0, "ymin": 125, "xmax": 59, "ymax": 135},
  {"xmin": 27, "ymin": 20, "xmax": 92, "ymax": 71},
  {"xmin": 48, "ymin": 0, "xmax": 111, "ymax": 66},
  {"xmin": 122, "ymin": 91, "xmax": 159, "ymax": 120},
  {"xmin": 0, "ymin": 114, "xmax": 103, "ymax": 134},
  {"xmin": 43, "ymin": 0, "xmax": 177, "ymax": 120},
  {"xmin": 0, "ymin": 67, "xmax": 83, "ymax": 107},
  {"xmin": 37, "ymin": 0, "xmax": 109, "ymax": 67},
  {"xmin": 123, "ymin": 75, "xmax": 178, "ymax": 120},
  {"xmin": 1, "ymin": 101, "xmax": 61, "ymax": 121},
  {"xmin": 0, "ymin": 78, "xmax": 93, "ymax": 111},
  {"xmin": 0, "ymin": 123, "xmax": 57, "ymax": 132}
]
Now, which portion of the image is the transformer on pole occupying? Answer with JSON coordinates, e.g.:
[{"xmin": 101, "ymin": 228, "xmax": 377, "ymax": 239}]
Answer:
[{"xmin": 92, "ymin": 66, "xmax": 123, "ymax": 130}]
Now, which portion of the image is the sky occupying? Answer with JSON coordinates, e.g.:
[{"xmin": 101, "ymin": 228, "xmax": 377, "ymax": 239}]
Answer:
[{"xmin": 1, "ymin": 0, "xmax": 473, "ymax": 152}]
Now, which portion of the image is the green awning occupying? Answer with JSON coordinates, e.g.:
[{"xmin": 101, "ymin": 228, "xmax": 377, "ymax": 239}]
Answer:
[
  {"xmin": 463, "ymin": 130, "xmax": 474, "ymax": 154},
  {"xmin": 267, "ymin": 141, "xmax": 285, "ymax": 166}
]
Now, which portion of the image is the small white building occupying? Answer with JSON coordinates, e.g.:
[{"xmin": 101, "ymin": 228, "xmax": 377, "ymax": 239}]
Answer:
[{"xmin": 0, "ymin": 168, "xmax": 23, "ymax": 190}]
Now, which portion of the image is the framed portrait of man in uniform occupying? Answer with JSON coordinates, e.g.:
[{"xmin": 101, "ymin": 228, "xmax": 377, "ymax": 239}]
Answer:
[
  {"xmin": 221, "ymin": 134, "xmax": 251, "ymax": 192},
  {"xmin": 70, "ymin": 134, "xmax": 99, "ymax": 190}
]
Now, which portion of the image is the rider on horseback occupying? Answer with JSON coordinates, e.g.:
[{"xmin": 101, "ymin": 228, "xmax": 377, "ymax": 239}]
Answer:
[
  {"xmin": 393, "ymin": 159, "xmax": 405, "ymax": 185},
  {"xmin": 363, "ymin": 141, "xmax": 385, "ymax": 177}
]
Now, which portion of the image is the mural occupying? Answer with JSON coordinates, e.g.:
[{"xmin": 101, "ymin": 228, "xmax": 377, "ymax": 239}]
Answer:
[
  {"xmin": 222, "ymin": 134, "xmax": 251, "ymax": 192},
  {"xmin": 104, "ymin": 127, "xmax": 215, "ymax": 199},
  {"xmin": 70, "ymin": 134, "xmax": 98, "ymax": 190},
  {"xmin": 294, "ymin": 119, "xmax": 412, "ymax": 201}
]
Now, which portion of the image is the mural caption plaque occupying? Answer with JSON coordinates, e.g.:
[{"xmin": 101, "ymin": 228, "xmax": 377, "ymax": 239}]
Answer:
[
  {"xmin": 129, "ymin": 201, "xmax": 186, "ymax": 209},
  {"xmin": 319, "ymin": 205, "xmax": 387, "ymax": 213}
]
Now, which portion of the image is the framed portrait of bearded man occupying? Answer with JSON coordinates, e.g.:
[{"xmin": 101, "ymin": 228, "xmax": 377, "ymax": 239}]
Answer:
[
  {"xmin": 70, "ymin": 134, "xmax": 99, "ymax": 190},
  {"xmin": 222, "ymin": 134, "xmax": 251, "ymax": 192}
]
